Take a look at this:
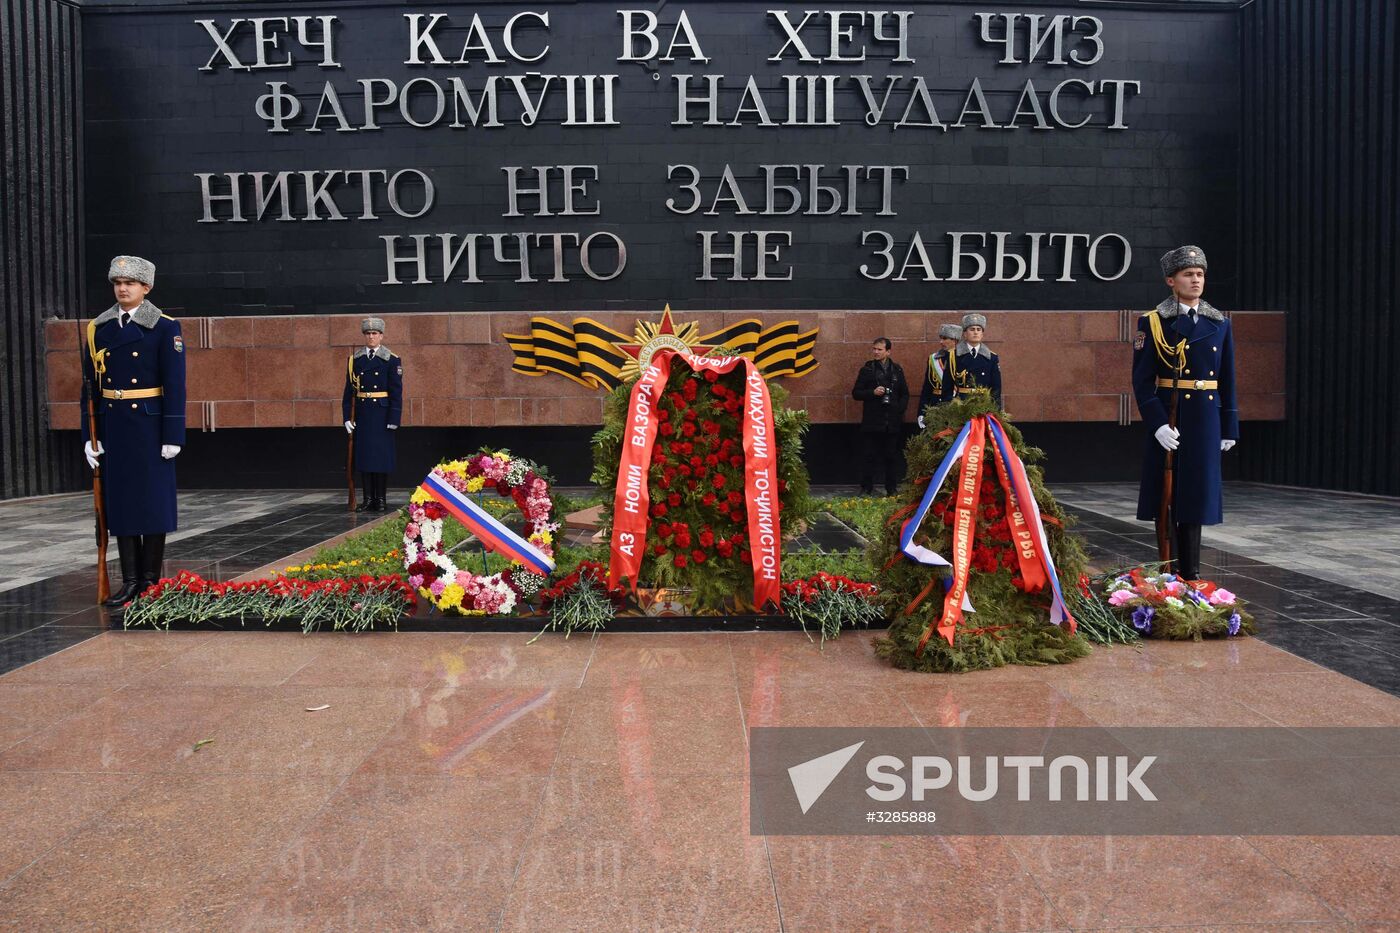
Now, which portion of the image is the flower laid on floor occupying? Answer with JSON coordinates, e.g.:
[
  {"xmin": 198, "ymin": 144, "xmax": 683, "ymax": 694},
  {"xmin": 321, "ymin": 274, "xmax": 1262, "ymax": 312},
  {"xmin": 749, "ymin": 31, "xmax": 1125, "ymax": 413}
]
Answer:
[
  {"xmin": 1101, "ymin": 569, "xmax": 1256, "ymax": 640},
  {"xmin": 281, "ymin": 547, "xmax": 402, "ymax": 579},
  {"xmin": 1066, "ymin": 572, "xmax": 1143, "ymax": 645},
  {"xmin": 530, "ymin": 561, "xmax": 625, "ymax": 641},
  {"xmin": 121, "ymin": 570, "xmax": 416, "ymax": 634},
  {"xmin": 780, "ymin": 571, "xmax": 885, "ymax": 645}
]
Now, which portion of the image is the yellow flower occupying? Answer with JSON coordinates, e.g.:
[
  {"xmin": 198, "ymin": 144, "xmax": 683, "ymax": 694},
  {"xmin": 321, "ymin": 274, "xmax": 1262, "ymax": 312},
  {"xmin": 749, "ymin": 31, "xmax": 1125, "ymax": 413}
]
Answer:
[
  {"xmin": 464, "ymin": 476, "xmax": 486, "ymax": 493},
  {"xmin": 438, "ymin": 583, "xmax": 465, "ymax": 609},
  {"xmin": 410, "ymin": 488, "xmax": 431, "ymax": 505}
]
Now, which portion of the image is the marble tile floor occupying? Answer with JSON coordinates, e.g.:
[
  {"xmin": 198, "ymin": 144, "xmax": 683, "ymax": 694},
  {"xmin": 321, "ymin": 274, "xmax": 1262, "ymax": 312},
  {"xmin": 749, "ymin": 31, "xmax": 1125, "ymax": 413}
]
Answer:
[
  {"xmin": 1055, "ymin": 483, "xmax": 1400, "ymax": 698},
  {"xmin": 0, "ymin": 630, "xmax": 1398, "ymax": 931},
  {"xmin": 0, "ymin": 494, "xmax": 398, "ymax": 675}
]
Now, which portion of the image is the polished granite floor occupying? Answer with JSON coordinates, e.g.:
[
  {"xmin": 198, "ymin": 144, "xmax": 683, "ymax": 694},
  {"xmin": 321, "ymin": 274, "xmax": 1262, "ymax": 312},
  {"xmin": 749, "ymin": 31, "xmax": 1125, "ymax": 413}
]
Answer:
[
  {"xmin": 0, "ymin": 631, "xmax": 1398, "ymax": 930},
  {"xmin": 3, "ymin": 485, "xmax": 1400, "ymax": 929}
]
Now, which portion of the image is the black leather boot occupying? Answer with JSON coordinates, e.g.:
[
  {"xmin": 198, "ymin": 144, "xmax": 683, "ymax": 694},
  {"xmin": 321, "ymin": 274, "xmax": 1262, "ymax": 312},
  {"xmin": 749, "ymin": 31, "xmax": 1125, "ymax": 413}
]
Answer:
[
  {"xmin": 375, "ymin": 473, "xmax": 389, "ymax": 511},
  {"xmin": 1175, "ymin": 523, "xmax": 1202, "ymax": 582},
  {"xmin": 103, "ymin": 536, "xmax": 144, "ymax": 606},
  {"xmin": 356, "ymin": 472, "xmax": 374, "ymax": 512},
  {"xmin": 140, "ymin": 533, "xmax": 167, "ymax": 593}
]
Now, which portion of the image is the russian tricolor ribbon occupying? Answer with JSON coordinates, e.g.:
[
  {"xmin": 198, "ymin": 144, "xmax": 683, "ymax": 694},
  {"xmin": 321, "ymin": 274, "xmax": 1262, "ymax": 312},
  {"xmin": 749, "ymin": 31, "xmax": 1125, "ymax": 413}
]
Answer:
[
  {"xmin": 419, "ymin": 473, "xmax": 555, "ymax": 575},
  {"xmin": 902, "ymin": 414, "xmax": 1075, "ymax": 655}
]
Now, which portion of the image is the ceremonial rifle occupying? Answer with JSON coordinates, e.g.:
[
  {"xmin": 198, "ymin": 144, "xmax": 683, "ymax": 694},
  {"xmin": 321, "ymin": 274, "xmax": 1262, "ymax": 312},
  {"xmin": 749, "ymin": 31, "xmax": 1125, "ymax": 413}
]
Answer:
[
  {"xmin": 1156, "ymin": 355, "xmax": 1185, "ymax": 567},
  {"xmin": 346, "ymin": 355, "xmax": 357, "ymax": 511},
  {"xmin": 80, "ymin": 316, "xmax": 111, "ymax": 603}
]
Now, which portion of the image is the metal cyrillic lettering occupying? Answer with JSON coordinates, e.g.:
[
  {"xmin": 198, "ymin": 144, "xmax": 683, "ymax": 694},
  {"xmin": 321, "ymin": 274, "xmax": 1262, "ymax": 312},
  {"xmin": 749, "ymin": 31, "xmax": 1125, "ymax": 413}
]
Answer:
[
  {"xmin": 308, "ymin": 81, "xmax": 355, "ymax": 133},
  {"xmin": 387, "ymin": 169, "xmax": 433, "ymax": 219},
  {"xmin": 859, "ymin": 230, "xmax": 896, "ymax": 280},
  {"xmin": 673, "ymin": 74, "xmax": 722, "ymax": 125},
  {"xmin": 666, "ymin": 164, "xmax": 702, "ymax": 215},
  {"xmin": 1049, "ymin": 79, "xmax": 1093, "ymax": 129},
  {"xmin": 1069, "ymin": 16, "xmax": 1105, "ymax": 66},
  {"xmin": 492, "ymin": 232, "xmax": 536, "ymax": 283},
  {"xmin": 400, "ymin": 77, "xmax": 446, "ymax": 128},
  {"xmin": 381, "ymin": 234, "xmax": 430, "ymax": 284},
  {"xmin": 449, "ymin": 77, "xmax": 503, "ymax": 128},
  {"xmin": 990, "ymin": 232, "xmax": 1027, "ymax": 282},
  {"xmin": 1088, "ymin": 233, "xmax": 1131, "ymax": 281},
  {"xmin": 581, "ymin": 231, "xmax": 627, "ymax": 280},
  {"xmin": 503, "ymin": 11, "xmax": 550, "ymax": 63},
  {"xmin": 196, "ymin": 173, "xmax": 246, "ymax": 223},
  {"xmin": 359, "ymin": 78, "xmax": 398, "ymax": 131},
  {"xmin": 254, "ymin": 82, "xmax": 301, "ymax": 133},
  {"xmin": 949, "ymin": 232, "xmax": 988, "ymax": 281}
]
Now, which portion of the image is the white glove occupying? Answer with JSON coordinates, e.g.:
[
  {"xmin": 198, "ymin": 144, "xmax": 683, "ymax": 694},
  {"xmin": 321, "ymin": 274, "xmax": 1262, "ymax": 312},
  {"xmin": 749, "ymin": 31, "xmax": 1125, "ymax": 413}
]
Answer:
[
  {"xmin": 1154, "ymin": 425, "xmax": 1180, "ymax": 451},
  {"xmin": 84, "ymin": 440, "xmax": 103, "ymax": 470},
  {"xmin": 387, "ymin": 424, "xmax": 398, "ymax": 431},
  {"xmin": 161, "ymin": 445, "xmax": 181, "ymax": 459},
  {"xmin": 917, "ymin": 415, "xmax": 925, "ymax": 430},
  {"xmin": 344, "ymin": 420, "xmax": 355, "ymax": 434},
  {"xmin": 1221, "ymin": 439, "xmax": 1236, "ymax": 452}
]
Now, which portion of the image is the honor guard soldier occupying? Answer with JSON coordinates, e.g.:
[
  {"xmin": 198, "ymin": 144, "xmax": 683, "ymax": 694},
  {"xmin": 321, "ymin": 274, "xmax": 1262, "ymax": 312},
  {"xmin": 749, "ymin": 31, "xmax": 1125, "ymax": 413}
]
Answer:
[
  {"xmin": 940, "ymin": 313, "xmax": 1003, "ymax": 407},
  {"xmin": 80, "ymin": 256, "xmax": 186, "ymax": 606},
  {"xmin": 917, "ymin": 323, "xmax": 964, "ymax": 429},
  {"xmin": 343, "ymin": 317, "xmax": 402, "ymax": 511},
  {"xmin": 1132, "ymin": 245, "xmax": 1238, "ymax": 582}
]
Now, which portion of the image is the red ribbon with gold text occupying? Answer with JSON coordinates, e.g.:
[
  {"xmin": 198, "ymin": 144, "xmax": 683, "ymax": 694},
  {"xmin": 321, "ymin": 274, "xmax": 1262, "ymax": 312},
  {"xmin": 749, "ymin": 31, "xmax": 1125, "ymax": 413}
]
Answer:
[
  {"xmin": 608, "ymin": 350, "xmax": 782, "ymax": 610},
  {"xmin": 987, "ymin": 428, "xmax": 1048, "ymax": 594}
]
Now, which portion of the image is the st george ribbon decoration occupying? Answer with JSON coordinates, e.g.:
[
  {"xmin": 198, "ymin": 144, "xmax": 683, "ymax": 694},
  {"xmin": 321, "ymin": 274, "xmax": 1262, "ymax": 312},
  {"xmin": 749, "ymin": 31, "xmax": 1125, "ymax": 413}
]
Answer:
[
  {"xmin": 608, "ymin": 349, "xmax": 782, "ymax": 610},
  {"xmin": 419, "ymin": 471, "xmax": 555, "ymax": 576},
  {"xmin": 898, "ymin": 414, "xmax": 1075, "ymax": 654}
]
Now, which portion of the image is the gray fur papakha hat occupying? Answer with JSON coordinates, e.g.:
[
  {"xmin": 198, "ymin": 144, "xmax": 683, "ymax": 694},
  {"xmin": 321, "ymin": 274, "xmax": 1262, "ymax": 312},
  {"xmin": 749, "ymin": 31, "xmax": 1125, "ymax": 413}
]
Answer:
[
  {"xmin": 938, "ymin": 323, "xmax": 964, "ymax": 340},
  {"xmin": 361, "ymin": 317, "xmax": 386, "ymax": 333},
  {"xmin": 107, "ymin": 255, "xmax": 155, "ymax": 287},
  {"xmin": 961, "ymin": 313, "xmax": 987, "ymax": 329},
  {"xmin": 1160, "ymin": 245, "xmax": 1207, "ymax": 277}
]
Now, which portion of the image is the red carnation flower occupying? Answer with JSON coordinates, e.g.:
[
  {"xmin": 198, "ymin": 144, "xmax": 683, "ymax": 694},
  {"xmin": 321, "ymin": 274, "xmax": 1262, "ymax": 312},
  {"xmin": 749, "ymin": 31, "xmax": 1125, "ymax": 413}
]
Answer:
[
  {"xmin": 724, "ymin": 399, "xmax": 740, "ymax": 414},
  {"xmin": 689, "ymin": 456, "xmax": 703, "ymax": 469},
  {"xmin": 727, "ymin": 491, "xmax": 743, "ymax": 505},
  {"xmin": 699, "ymin": 529, "xmax": 715, "ymax": 547},
  {"xmin": 729, "ymin": 455, "xmax": 743, "ymax": 468},
  {"xmin": 692, "ymin": 549, "xmax": 707, "ymax": 563},
  {"xmin": 712, "ymin": 473, "xmax": 727, "ymax": 489},
  {"xmin": 681, "ymin": 422, "xmax": 697, "ymax": 437},
  {"xmin": 716, "ymin": 541, "xmax": 734, "ymax": 558},
  {"xmin": 739, "ymin": 549, "xmax": 752, "ymax": 565},
  {"xmin": 651, "ymin": 503, "xmax": 667, "ymax": 517},
  {"xmin": 659, "ymin": 422, "xmax": 675, "ymax": 436},
  {"xmin": 675, "ymin": 532, "xmax": 692, "ymax": 548},
  {"xmin": 669, "ymin": 392, "xmax": 687, "ymax": 409},
  {"xmin": 656, "ymin": 522, "xmax": 673, "ymax": 538},
  {"xmin": 705, "ymin": 454, "xmax": 719, "ymax": 467},
  {"xmin": 667, "ymin": 493, "xmax": 681, "ymax": 507},
  {"xmin": 682, "ymin": 380, "xmax": 697, "ymax": 400},
  {"xmin": 701, "ymin": 492, "xmax": 717, "ymax": 506},
  {"xmin": 653, "ymin": 544, "xmax": 667, "ymax": 556},
  {"xmin": 681, "ymin": 442, "xmax": 694, "ymax": 455},
  {"xmin": 657, "ymin": 409, "xmax": 670, "ymax": 421},
  {"xmin": 730, "ymin": 510, "xmax": 744, "ymax": 523},
  {"xmin": 673, "ymin": 554, "xmax": 688, "ymax": 568},
  {"xmin": 702, "ymin": 421, "xmax": 720, "ymax": 435},
  {"xmin": 686, "ymin": 479, "xmax": 698, "ymax": 491},
  {"xmin": 704, "ymin": 370, "xmax": 719, "ymax": 383},
  {"xmin": 678, "ymin": 464, "xmax": 692, "ymax": 478},
  {"xmin": 683, "ymin": 408, "xmax": 698, "ymax": 422}
]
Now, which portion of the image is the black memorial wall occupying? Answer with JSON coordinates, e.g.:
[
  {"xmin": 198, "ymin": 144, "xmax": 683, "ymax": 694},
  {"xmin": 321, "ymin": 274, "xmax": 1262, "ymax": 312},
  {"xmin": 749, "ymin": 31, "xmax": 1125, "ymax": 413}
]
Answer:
[{"xmin": 79, "ymin": 0, "xmax": 1240, "ymax": 315}]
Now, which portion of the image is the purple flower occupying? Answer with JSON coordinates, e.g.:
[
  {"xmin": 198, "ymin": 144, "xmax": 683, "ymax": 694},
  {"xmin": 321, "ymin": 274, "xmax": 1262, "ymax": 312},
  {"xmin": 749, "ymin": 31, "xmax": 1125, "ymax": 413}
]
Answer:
[
  {"xmin": 1131, "ymin": 606, "xmax": 1155, "ymax": 633},
  {"xmin": 1227, "ymin": 612, "xmax": 1241, "ymax": 636}
]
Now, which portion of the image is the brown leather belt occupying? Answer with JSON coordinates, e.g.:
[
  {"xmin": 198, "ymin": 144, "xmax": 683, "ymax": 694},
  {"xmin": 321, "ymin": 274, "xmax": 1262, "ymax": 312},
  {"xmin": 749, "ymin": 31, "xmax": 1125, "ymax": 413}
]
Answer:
[
  {"xmin": 1156, "ymin": 378, "xmax": 1218, "ymax": 390},
  {"xmin": 101, "ymin": 387, "xmax": 163, "ymax": 400}
]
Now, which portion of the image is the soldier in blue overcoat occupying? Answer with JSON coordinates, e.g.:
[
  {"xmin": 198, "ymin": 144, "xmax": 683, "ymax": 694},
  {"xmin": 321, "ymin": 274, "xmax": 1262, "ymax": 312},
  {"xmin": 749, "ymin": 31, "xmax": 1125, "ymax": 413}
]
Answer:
[
  {"xmin": 342, "ymin": 317, "xmax": 402, "ymax": 512},
  {"xmin": 80, "ymin": 255, "xmax": 187, "ymax": 605},
  {"xmin": 916, "ymin": 323, "xmax": 964, "ymax": 429},
  {"xmin": 939, "ymin": 313, "xmax": 1003, "ymax": 407},
  {"xmin": 1132, "ymin": 245, "xmax": 1239, "ymax": 581}
]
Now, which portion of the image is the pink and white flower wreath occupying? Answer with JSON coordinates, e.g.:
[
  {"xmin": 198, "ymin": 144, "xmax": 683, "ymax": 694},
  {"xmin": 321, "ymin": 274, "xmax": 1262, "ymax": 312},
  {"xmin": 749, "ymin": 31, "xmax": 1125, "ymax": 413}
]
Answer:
[{"xmin": 402, "ymin": 451, "xmax": 557, "ymax": 616}]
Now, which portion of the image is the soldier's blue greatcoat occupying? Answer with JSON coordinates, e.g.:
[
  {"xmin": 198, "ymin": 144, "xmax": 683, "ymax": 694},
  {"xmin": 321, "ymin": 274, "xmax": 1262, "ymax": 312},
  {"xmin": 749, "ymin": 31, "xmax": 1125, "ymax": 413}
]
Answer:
[
  {"xmin": 1133, "ymin": 297, "xmax": 1238, "ymax": 525},
  {"xmin": 79, "ymin": 301, "xmax": 187, "ymax": 536},
  {"xmin": 342, "ymin": 346, "xmax": 403, "ymax": 473},
  {"xmin": 939, "ymin": 343, "xmax": 1002, "ymax": 407}
]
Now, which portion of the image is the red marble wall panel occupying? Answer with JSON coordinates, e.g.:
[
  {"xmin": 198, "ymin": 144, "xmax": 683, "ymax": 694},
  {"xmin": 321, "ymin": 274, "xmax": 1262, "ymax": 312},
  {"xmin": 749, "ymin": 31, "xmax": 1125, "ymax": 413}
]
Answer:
[{"xmin": 44, "ymin": 310, "xmax": 1286, "ymax": 432}]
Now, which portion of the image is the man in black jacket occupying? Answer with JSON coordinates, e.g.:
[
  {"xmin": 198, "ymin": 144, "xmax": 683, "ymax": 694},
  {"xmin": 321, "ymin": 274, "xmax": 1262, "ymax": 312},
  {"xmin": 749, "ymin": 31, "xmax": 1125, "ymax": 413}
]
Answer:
[{"xmin": 851, "ymin": 337, "xmax": 910, "ymax": 495}]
